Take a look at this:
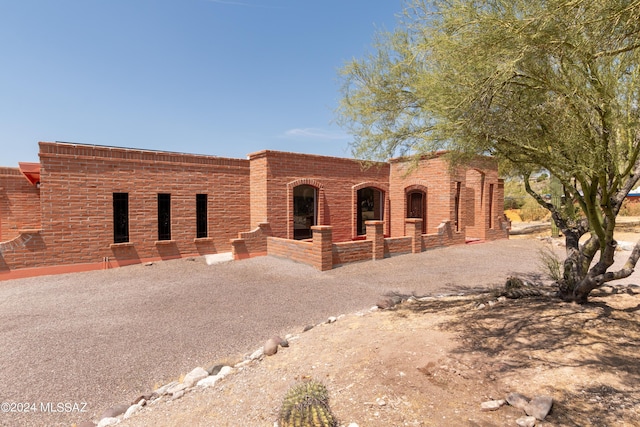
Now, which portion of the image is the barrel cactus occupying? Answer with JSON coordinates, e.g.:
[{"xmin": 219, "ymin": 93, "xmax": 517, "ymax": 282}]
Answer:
[{"xmin": 278, "ymin": 380, "xmax": 337, "ymax": 427}]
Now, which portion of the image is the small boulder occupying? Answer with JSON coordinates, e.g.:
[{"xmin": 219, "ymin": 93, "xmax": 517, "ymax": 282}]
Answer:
[
  {"xmin": 506, "ymin": 392, "xmax": 530, "ymax": 411},
  {"xmin": 124, "ymin": 403, "xmax": 143, "ymax": 418},
  {"xmin": 132, "ymin": 392, "xmax": 156, "ymax": 405},
  {"xmin": 264, "ymin": 338, "xmax": 279, "ymax": 356},
  {"xmin": 525, "ymin": 396, "xmax": 553, "ymax": 420},
  {"xmin": 183, "ymin": 367, "xmax": 209, "ymax": 388},
  {"xmin": 272, "ymin": 335, "xmax": 289, "ymax": 347},
  {"xmin": 207, "ymin": 364, "xmax": 225, "ymax": 376},
  {"xmin": 480, "ymin": 399, "xmax": 506, "ymax": 411},
  {"xmin": 516, "ymin": 415, "xmax": 537, "ymax": 427}
]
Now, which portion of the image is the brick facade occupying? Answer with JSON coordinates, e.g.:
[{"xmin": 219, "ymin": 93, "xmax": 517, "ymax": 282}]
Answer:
[{"xmin": 0, "ymin": 142, "xmax": 507, "ymax": 279}]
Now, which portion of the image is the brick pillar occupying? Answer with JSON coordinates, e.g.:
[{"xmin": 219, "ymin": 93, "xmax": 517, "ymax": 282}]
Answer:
[
  {"xmin": 312, "ymin": 226, "xmax": 333, "ymax": 271},
  {"xmin": 366, "ymin": 220, "xmax": 385, "ymax": 260},
  {"xmin": 406, "ymin": 218, "xmax": 423, "ymax": 254}
]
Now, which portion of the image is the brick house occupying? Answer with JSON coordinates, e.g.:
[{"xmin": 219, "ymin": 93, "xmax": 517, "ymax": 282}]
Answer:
[{"xmin": 0, "ymin": 141, "xmax": 508, "ymax": 279}]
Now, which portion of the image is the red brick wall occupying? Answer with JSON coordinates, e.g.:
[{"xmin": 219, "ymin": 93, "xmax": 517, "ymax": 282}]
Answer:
[
  {"xmin": 34, "ymin": 142, "xmax": 250, "ymax": 268},
  {"xmin": 390, "ymin": 154, "xmax": 507, "ymax": 242},
  {"xmin": 248, "ymin": 151, "xmax": 390, "ymax": 242},
  {"xmin": 2, "ymin": 144, "xmax": 507, "ymax": 277},
  {"xmin": 390, "ymin": 155, "xmax": 455, "ymax": 238},
  {"xmin": 0, "ymin": 167, "xmax": 41, "ymax": 241}
]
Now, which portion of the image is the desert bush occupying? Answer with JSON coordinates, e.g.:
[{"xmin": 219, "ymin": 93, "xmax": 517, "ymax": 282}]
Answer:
[
  {"xmin": 520, "ymin": 197, "xmax": 550, "ymax": 222},
  {"xmin": 538, "ymin": 244, "xmax": 563, "ymax": 282},
  {"xmin": 619, "ymin": 199, "xmax": 640, "ymax": 217}
]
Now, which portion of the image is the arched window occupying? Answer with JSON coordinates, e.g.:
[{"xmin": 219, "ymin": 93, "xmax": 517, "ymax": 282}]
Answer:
[
  {"xmin": 357, "ymin": 187, "xmax": 384, "ymax": 235},
  {"xmin": 293, "ymin": 185, "xmax": 317, "ymax": 240},
  {"xmin": 406, "ymin": 190, "xmax": 427, "ymax": 234}
]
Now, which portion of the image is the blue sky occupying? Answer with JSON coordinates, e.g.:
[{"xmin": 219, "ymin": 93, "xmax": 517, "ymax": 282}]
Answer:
[{"xmin": 0, "ymin": 0, "xmax": 402, "ymax": 167}]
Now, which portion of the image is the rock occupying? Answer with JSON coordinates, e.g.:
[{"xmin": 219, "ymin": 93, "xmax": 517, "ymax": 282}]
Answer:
[
  {"xmin": 376, "ymin": 296, "xmax": 397, "ymax": 309},
  {"xmin": 264, "ymin": 338, "xmax": 279, "ymax": 356},
  {"xmin": 207, "ymin": 364, "xmax": 225, "ymax": 376},
  {"xmin": 197, "ymin": 375, "xmax": 222, "ymax": 387},
  {"xmin": 124, "ymin": 403, "xmax": 143, "ymax": 418},
  {"xmin": 326, "ymin": 316, "xmax": 337, "ymax": 323},
  {"xmin": 476, "ymin": 303, "xmax": 486, "ymax": 310},
  {"xmin": 249, "ymin": 347, "xmax": 264, "ymax": 360},
  {"xmin": 132, "ymin": 392, "xmax": 156, "ymax": 405},
  {"xmin": 506, "ymin": 392, "xmax": 530, "ymax": 411},
  {"xmin": 170, "ymin": 390, "xmax": 185, "ymax": 401},
  {"xmin": 272, "ymin": 335, "xmax": 289, "ymax": 347},
  {"xmin": 183, "ymin": 366, "xmax": 209, "ymax": 387},
  {"xmin": 525, "ymin": 396, "xmax": 553, "ymax": 420},
  {"xmin": 218, "ymin": 365, "xmax": 233, "ymax": 377},
  {"xmin": 100, "ymin": 403, "xmax": 129, "ymax": 419},
  {"xmin": 480, "ymin": 399, "xmax": 506, "ymax": 411},
  {"xmin": 97, "ymin": 417, "xmax": 120, "ymax": 427},
  {"xmin": 516, "ymin": 415, "xmax": 537, "ymax": 427},
  {"xmin": 303, "ymin": 325, "xmax": 314, "ymax": 332},
  {"xmin": 166, "ymin": 382, "xmax": 188, "ymax": 395},
  {"xmin": 198, "ymin": 365, "xmax": 234, "ymax": 387},
  {"xmin": 347, "ymin": 424, "xmax": 360, "ymax": 427},
  {"xmin": 154, "ymin": 381, "xmax": 179, "ymax": 396}
]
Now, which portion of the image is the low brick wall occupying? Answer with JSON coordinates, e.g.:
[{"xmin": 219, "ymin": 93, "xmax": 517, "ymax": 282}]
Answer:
[
  {"xmin": 231, "ymin": 223, "xmax": 272, "ymax": 260},
  {"xmin": 267, "ymin": 237, "xmax": 313, "ymax": 265},
  {"xmin": 384, "ymin": 237, "xmax": 413, "ymax": 256},
  {"xmin": 0, "ymin": 230, "xmax": 46, "ymax": 271},
  {"xmin": 253, "ymin": 219, "xmax": 471, "ymax": 271},
  {"xmin": 332, "ymin": 240, "xmax": 373, "ymax": 265}
]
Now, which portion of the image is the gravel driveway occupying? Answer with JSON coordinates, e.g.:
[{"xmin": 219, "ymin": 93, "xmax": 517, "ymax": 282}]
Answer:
[{"xmin": 0, "ymin": 239, "xmax": 576, "ymax": 426}]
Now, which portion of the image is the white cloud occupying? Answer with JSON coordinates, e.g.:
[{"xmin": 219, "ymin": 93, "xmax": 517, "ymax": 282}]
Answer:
[{"xmin": 283, "ymin": 128, "xmax": 349, "ymax": 141}]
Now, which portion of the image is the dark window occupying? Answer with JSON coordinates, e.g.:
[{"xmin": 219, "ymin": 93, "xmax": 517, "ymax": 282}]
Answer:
[
  {"xmin": 488, "ymin": 184, "xmax": 494, "ymax": 229},
  {"xmin": 113, "ymin": 193, "xmax": 129, "ymax": 244},
  {"xmin": 293, "ymin": 185, "xmax": 317, "ymax": 240},
  {"xmin": 407, "ymin": 190, "xmax": 427, "ymax": 234},
  {"xmin": 357, "ymin": 187, "xmax": 383, "ymax": 235},
  {"xmin": 454, "ymin": 182, "xmax": 461, "ymax": 232},
  {"xmin": 196, "ymin": 194, "xmax": 208, "ymax": 238},
  {"xmin": 158, "ymin": 193, "xmax": 171, "ymax": 241}
]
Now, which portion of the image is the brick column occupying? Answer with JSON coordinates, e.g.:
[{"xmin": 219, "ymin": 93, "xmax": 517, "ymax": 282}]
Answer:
[
  {"xmin": 312, "ymin": 226, "xmax": 333, "ymax": 271},
  {"xmin": 366, "ymin": 220, "xmax": 385, "ymax": 260},
  {"xmin": 406, "ymin": 218, "xmax": 423, "ymax": 254}
]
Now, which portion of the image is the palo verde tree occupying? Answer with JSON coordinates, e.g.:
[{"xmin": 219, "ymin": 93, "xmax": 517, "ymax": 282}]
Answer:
[{"xmin": 337, "ymin": 0, "xmax": 640, "ymax": 302}]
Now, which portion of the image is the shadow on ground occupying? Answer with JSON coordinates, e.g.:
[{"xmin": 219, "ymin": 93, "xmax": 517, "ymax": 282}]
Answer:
[{"xmin": 396, "ymin": 284, "xmax": 640, "ymax": 427}]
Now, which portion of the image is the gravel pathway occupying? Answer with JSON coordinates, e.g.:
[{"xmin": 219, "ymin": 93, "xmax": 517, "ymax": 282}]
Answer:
[{"xmin": 0, "ymin": 239, "xmax": 569, "ymax": 426}]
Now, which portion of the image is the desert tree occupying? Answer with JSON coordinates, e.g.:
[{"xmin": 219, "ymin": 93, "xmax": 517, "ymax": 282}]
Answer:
[{"xmin": 337, "ymin": 0, "xmax": 640, "ymax": 302}]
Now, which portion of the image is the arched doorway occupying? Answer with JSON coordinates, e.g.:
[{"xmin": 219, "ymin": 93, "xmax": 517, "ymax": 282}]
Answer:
[
  {"xmin": 293, "ymin": 185, "xmax": 317, "ymax": 240},
  {"xmin": 406, "ymin": 190, "xmax": 427, "ymax": 234},
  {"xmin": 357, "ymin": 187, "xmax": 384, "ymax": 235}
]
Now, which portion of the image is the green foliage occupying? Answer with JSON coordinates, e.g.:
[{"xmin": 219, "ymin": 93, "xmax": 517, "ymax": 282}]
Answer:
[
  {"xmin": 337, "ymin": 0, "xmax": 640, "ymax": 300},
  {"xmin": 278, "ymin": 380, "xmax": 337, "ymax": 427},
  {"xmin": 539, "ymin": 244, "xmax": 564, "ymax": 282}
]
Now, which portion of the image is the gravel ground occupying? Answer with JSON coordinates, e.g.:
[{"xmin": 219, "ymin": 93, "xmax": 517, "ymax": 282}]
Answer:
[{"xmin": 0, "ymin": 239, "xmax": 569, "ymax": 426}]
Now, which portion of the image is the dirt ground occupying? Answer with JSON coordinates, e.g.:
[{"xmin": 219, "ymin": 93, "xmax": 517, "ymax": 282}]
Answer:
[{"xmin": 119, "ymin": 233, "xmax": 640, "ymax": 427}]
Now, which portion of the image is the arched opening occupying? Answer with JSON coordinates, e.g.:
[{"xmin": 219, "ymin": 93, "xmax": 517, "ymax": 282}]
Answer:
[
  {"xmin": 406, "ymin": 190, "xmax": 427, "ymax": 234},
  {"xmin": 293, "ymin": 185, "xmax": 317, "ymax": 240},
  {"xmin": 357, "ymin": 187, "xmax": 384, "ymax": 235}
]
